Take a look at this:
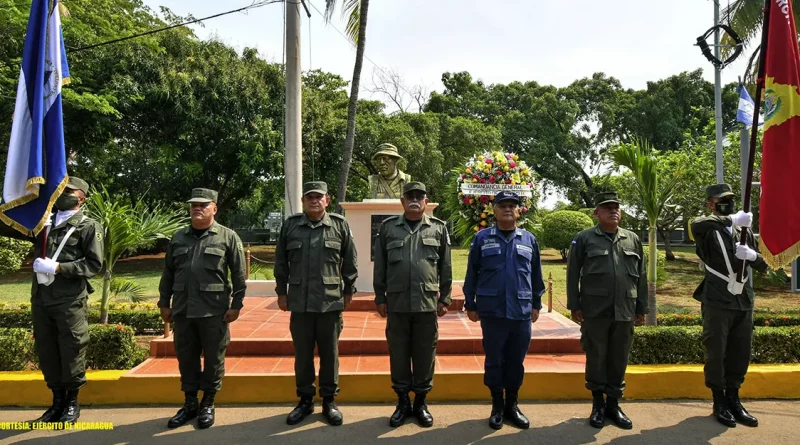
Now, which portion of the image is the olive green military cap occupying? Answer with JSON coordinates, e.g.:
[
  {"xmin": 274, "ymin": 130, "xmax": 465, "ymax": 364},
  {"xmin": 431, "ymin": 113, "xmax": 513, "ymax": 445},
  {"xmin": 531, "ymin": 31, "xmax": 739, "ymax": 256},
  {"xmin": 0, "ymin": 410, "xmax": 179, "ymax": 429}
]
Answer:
[
  {"xmin": 402, "ymin": 181, "xmax": 426, "ymax": 194},
  {"xmin": 594, "ymin": 191, "xmax": 620, "ymax": 207},
  {"xmin": 371, "ymin": 143, "xmax": 404, "ymax": 161},
  {"xmin": 303, "ymin": 181, "xmax": 328, "ymax": 195},
  {"xmin": 706, "ymin": 183, "xmax": 735, "ymax": 199},
  {"xmin": 187, "ymin": 188, "xmax": 218, "ymax": 203},
  {"xmin": 65, "ymin": 176, "xmax": 89, "ymax": 195}
]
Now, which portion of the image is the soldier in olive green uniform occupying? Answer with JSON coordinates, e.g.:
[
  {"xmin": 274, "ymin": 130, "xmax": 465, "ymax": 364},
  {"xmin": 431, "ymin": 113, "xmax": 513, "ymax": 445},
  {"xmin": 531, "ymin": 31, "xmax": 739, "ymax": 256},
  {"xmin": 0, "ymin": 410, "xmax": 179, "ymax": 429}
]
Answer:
[
  {"xmin": 29, "ymin": 177, "xmax": 103, "ymax": 426},
  {"xmin": 373, "ymin": 182, "xmax": 452, "ymax": 428},
  {"xmin": 159, "ymin": 188, "xmax": 247, "ymax": 429},
  {"xmin": 274, "ymin": 181, "xmax": 358, "ymax": 427},
  {"xmin": 690, "ymin": 184, "xmax": 767, "ymax": 428},
  {"xmin": 566, "ymin": 192, "xmax": 647, "ymax": 430}
]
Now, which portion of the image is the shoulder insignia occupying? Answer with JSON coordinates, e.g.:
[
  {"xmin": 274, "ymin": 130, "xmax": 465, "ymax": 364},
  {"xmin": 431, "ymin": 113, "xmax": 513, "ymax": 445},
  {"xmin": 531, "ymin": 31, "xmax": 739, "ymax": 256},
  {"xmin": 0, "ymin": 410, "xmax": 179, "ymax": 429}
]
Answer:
[
  {"xmin": 96, "ymin": 231, "xmax": 103, "ymax": 243},
  {"xmin": 382, "ymin": 215, "xmax": 400, "ymax": 224},
  {"xmin": 329, "ymin": 212, "xmax": 346, "ymax": 220},
  {"xmin": 429, "ymin": 216, "xmax": 446, "ymax": 225},
  {"xmin": 287, "ymin": 213, "xmax": 303, "ymax": 219}
]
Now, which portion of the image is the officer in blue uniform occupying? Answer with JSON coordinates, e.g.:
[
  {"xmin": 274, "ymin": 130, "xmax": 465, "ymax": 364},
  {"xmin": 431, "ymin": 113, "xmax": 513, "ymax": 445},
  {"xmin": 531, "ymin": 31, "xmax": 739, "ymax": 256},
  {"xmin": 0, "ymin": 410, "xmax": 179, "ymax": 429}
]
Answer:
[{"xmin": 463, "ymin": 191, "xmax": 545, "ymax": 430}]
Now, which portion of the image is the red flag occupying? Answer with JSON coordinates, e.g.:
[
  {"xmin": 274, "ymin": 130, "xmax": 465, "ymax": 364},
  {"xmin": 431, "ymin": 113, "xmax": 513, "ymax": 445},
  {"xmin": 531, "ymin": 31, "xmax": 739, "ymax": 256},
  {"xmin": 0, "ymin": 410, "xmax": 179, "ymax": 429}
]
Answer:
[{"xmin": 760, "ymin": 0, "xmax": 800, "ymax": 268}]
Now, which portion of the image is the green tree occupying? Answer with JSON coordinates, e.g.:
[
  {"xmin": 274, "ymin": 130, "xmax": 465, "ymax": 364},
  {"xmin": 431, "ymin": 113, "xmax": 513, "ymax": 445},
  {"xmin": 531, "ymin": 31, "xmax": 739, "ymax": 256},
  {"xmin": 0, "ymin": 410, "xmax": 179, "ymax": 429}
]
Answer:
[
  {"xmin": 611, "ymin": 138, "xmax": 683, "ymax": 326},
  {"xmin": 86, "ymin": 187, "xmax": 185, "ymax": 324},
  {"xmin": 324, "ymin": 0, "xmax": 372, "ymax": 211},
  {"xmin": 539, "ymin": 211, "xmax": 594, "ymax": 260}
]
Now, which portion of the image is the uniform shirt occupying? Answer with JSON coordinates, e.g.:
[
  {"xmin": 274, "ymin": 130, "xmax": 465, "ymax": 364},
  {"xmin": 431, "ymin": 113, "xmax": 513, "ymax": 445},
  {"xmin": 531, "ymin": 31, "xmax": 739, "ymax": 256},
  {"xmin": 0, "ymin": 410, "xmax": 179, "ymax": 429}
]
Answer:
[
  {"xmin": 690, "ymin": 215, "xmax": 768, "ymax": 310},
  {"xmin": 31, "ymin": 211, "xmax": 104, "ymax": 306},
  {"xmin": 158, "ymin": 222, "xmax": 247, "ymax": 318},
  {"xmin": 273, "ymin": 212, "xmax": 358, "ymax": 313},
  {"xmin": 373, "ymin": 214, "xmax": 452, "ymax": 312},
  {"xmin": 566, "ymin": 225, "xmax": 648, "ymax": 322},
  {"xmin": 463, "ymin": 226, "xmax": 545, "ymax": 320}
]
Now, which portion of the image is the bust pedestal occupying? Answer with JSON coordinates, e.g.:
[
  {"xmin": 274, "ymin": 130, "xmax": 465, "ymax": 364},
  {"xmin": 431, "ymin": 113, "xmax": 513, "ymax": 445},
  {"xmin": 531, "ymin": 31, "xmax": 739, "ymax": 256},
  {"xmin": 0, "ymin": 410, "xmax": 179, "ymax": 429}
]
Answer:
[{"xmin": 340, "ymin": 199, "xmax": 438, "ymax": 293}]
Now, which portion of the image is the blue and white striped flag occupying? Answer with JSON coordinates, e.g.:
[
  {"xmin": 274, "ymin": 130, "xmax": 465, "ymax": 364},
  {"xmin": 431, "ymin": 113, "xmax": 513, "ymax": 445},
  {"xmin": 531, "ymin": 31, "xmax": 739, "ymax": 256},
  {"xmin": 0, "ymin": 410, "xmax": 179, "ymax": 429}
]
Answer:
[
  {"xmin": 0, "ymin": 0, "xmax": 70, "ymax": 236},
  {"xmin": 736, "ymin": 84, "xmax": 763, "ymax": 128}
]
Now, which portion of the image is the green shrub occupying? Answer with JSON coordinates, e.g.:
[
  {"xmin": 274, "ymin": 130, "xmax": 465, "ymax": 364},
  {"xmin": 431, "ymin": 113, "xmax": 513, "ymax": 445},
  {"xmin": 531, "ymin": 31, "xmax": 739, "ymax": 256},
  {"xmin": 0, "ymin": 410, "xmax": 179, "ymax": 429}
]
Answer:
[
  {"xmin": 0, "ymin": 308, "xmax": 163, "ymax": 334},
  {"xmin": 630, "ymin": 326, "xmax": 800, "ymax": 364},
  {"xmin": 658, "ymin": 313, "xmax": 800, "ymax": 327},
  {"xmin": 0, "ymin": 325, "xmax": 148, "ymax": 371},
  {"xmin": 0, "ymin": 237, "xmax": 33, "ymax": 276},
  {"xmin": 539, "ymin": 211, "xmax": 594, "ymax": 260},
  {"xmin": 630, "ymin": 326, "xmax": 705, "ymax": 364},
  {"xmin": 0, "ymin": 328, "xmax": 36, "ymax": 371},
  {"xmin": 86, "ymin": 324, "xmax": 148, "ymax": 370}
]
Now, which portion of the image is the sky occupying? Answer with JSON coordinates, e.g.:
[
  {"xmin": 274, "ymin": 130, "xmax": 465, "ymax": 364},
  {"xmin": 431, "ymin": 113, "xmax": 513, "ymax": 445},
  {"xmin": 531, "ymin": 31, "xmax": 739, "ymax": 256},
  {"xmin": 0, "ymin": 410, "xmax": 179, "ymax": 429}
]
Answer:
[{"xmin": 140, "ymin": 0, "xmax": 755, "ymax": 206}]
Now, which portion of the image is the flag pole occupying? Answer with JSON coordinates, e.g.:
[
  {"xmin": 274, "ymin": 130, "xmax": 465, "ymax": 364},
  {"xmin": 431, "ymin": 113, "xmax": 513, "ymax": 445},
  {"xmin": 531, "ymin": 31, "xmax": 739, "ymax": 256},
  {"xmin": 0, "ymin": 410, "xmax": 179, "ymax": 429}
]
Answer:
[{"xmin": 738, "ymin": 0, "xmax": 772, "ymax": 282}]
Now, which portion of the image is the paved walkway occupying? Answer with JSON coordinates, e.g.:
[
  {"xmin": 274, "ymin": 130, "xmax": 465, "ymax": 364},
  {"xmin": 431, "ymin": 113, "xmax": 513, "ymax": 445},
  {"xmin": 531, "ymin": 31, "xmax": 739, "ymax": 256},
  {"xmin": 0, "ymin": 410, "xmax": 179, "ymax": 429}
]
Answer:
[{"xmin": 1, "ymin": 400, "xmax": 798, "ymax": 444}]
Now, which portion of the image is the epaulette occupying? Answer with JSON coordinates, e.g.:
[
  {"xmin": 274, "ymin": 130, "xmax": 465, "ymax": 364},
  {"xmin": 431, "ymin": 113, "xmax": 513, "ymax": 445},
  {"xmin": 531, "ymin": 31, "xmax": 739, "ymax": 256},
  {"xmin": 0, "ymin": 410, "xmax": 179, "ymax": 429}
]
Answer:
[
  {"xmin": 381, "ymin": 215, "xmax": 400, "ymax": 224},
  {"xmin": 329, "ymin": 212, "xmax": 346, "ymax": 220},
  {"xmin": 286, "ymin": 213, "xmax": 304, "ymax": 219},
  {"xmin": 429, "ymin": 216, "xmax": 446, "ymax": 225}
]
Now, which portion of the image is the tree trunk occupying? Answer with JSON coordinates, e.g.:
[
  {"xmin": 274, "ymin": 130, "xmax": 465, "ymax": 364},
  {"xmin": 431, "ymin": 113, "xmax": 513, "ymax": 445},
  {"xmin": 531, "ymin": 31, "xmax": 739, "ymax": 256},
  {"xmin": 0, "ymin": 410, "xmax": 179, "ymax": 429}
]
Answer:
[
  {"xmin": 659, "ymin": 228, "xmax": 675, "ymax": 261},
  {"xmin": 100, "ymin": 269, "xmax": 112, "ymax": 324},
  {"xmin": 335, "ymin": 0, "xmax": 370, "ymax": 213},
  {"xmin": 646, "ymin": 226, "xmax": 658, "ymax": 326}
]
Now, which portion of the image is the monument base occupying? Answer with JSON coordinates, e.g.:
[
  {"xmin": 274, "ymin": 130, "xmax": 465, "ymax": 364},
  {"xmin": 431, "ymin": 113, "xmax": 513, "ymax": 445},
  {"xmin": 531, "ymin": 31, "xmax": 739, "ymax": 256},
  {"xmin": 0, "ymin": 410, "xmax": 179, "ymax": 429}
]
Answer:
[{"xmin": 340, "ymin": 200, "xmax": 438, "ymax": 293}]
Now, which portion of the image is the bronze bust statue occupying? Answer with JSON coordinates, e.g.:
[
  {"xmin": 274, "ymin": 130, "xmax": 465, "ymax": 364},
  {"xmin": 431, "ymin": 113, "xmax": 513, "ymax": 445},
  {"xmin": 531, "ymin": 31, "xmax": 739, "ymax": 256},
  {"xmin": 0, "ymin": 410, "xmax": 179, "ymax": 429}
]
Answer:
[{"xmin": 368, "ymin": 143, "xmax": 411, "ymax": 199}]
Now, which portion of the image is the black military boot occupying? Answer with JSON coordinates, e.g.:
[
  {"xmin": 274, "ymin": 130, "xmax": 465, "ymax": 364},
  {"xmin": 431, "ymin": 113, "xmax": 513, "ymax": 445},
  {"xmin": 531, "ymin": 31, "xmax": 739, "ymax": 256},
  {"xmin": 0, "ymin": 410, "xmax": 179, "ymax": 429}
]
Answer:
[
  {"xmin": 286, "ymin": 396, "xmax": 314, "ymax": 425},
  {"xmin": 504, "ymin": 391, "xmax": 530, "ymax": 429},
  {"xmin": 322, "ymin": 396, "xmax": 343, "ymax": 426},
  {"xmin": 167, "ymin": 392, "xmax": 199, "ymax": 428},
  {"xmin": 605, "ymin": 396, "xmax": 632, "ymax": 429},
  {"xmin": 197, "ymin": 391, "xmax": 216, "ymax": 429},
  {"xmin": 389, "ymin": 393, "xmax": 412, "ymax": 427},
  {"xmin": 712, "ymin": 389, "xmax": 737, "ymax": 427},
  {"xmin": 29, "ymin": 389, "xmax": 66, "ymax": 426},
  {"xmin": 412, "ymin": 393, "xmax": 434, "ymax": 428},
  {"xmin": 726, "ymin": 388, "xmax": 758, "ymax": 427},
  {"xmin": 488, "ymin": 391, "xmax": 504, "ymax": 430},
  {"xmin": 58, "ymin": 390, "xmax": 80, "ymax": 424},
  {"xmin": 589, "ymin": 391, "xmax": 605, "ymax": 428}
]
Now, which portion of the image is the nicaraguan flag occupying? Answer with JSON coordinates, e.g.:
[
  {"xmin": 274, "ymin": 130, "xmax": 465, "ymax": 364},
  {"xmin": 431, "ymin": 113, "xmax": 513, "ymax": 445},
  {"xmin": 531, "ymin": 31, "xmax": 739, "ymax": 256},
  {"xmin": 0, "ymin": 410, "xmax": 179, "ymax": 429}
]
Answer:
[
  {"xmin": 0, "ymin": 0, "xmax": 70, "ymax": 236},
  {"xmin": 737, "ymin": 84, "xmax": 756, "ymax": 127}
]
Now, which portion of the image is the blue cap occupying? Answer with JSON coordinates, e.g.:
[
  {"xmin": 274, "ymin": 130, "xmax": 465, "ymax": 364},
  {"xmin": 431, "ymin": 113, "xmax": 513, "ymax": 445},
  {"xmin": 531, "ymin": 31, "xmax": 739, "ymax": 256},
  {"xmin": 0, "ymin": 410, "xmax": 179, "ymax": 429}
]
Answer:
[{"xmin": 494, "ymin": 191, "xmax": 520, "ymax": 204}]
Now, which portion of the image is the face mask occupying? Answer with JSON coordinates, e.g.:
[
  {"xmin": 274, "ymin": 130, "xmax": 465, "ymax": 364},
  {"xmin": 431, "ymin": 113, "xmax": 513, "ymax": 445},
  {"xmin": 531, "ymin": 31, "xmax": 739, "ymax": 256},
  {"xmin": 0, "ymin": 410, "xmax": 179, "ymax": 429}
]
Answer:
[
  {"xmin": 715, "ymin": 199, "xmax": 736, "ymax": 216},
  {"xmin": 55, "ymin": 194, "xmax": 79, "ymax": 211}
]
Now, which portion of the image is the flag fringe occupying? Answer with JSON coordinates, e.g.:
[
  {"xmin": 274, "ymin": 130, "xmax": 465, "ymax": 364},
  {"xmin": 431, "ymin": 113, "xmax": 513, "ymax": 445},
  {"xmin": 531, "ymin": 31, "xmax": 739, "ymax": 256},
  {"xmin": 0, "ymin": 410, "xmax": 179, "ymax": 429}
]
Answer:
[
  {"xmin": 0, "ymin": 175, "xmax": 69, "ymax": 237},
  {"xmin": 759, "ymin": 237, "xmax": 800, "ymax": 269},
  {"xmin": 0, "ymin": 176, "xmax": 45, "ymax": 212}
]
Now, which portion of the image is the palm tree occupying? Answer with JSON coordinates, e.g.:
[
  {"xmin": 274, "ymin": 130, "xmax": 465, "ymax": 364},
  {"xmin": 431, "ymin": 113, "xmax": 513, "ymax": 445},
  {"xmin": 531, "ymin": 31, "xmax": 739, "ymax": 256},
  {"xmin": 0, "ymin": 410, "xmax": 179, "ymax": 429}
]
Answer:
[
  {"xmin": 721, "ymin": 0, "xmax": 800, "ymax": 56},
  {"xmin": 324, "ymin": 0, "xmax": 370, "ymax": 211},
  {"xmin": 611, "ymin": 138, "xmax": 683, "ymax": 326},
  {"xmin": 86, "ymin": 187, "xmax": 186, "ymax": 324}
]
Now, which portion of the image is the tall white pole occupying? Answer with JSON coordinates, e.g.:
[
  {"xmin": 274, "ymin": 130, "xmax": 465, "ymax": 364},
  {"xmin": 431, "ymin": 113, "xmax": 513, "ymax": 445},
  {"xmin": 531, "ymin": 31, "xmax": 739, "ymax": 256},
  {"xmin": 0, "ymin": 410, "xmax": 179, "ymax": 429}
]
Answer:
[{"xmin": 284, "ymin": 0, "xmax": 303, "ymax": 217}]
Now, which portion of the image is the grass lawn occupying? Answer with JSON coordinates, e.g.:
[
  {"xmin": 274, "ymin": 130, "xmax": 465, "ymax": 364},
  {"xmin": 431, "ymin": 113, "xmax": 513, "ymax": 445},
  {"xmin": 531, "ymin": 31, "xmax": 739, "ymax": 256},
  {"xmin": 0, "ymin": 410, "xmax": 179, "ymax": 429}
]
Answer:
[{"xmin": 1, "ymin": 245, "xmax": 796, "ymax": 314}]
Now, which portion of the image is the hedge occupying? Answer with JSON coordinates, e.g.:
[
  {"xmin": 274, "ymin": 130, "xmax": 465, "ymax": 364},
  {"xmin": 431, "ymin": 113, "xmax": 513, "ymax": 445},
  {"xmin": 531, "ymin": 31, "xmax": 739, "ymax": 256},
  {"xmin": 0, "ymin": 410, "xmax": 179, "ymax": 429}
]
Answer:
[
  {"xmin": 656, "ymin": 313, "xmax": 800, "ymax": 327},
  {"xmin": 558, "ymin": 311, "xmax": 800, "ymax": 328},
  {"xmin": 0, "ymin": 309, "xmax": 163, "ymax": 334},
  {"xmin": 0, "ymin": 325, "xmax": 148, "ymax": 371},
  {"xmin": 630, "ymin": 326, "xmax": 800, "ymax": 364}
]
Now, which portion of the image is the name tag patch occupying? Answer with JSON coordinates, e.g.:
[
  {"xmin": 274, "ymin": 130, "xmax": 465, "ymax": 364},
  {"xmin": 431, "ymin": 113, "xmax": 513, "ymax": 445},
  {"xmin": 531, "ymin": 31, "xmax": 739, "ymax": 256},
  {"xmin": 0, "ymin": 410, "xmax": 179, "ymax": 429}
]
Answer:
[{"xmin": 516, "ymin": 245, "xmax": 533, "ymax": 254}]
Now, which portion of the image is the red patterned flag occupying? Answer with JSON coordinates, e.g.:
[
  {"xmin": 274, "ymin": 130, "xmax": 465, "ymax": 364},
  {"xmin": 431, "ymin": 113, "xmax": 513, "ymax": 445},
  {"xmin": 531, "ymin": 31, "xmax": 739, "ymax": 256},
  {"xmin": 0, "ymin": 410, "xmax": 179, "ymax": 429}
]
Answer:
[{"xmin": 760, "ymin": 0, "xmax": 800, "ymax": 268}]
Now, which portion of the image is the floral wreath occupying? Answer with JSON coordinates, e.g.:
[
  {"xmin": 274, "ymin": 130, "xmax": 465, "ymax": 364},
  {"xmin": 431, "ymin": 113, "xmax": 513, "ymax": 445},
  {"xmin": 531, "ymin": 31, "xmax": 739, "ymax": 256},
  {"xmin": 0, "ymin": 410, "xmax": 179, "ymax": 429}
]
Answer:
[{"xmin": 449, "ymin": 151, "xmax": 537, "ymax": 246}]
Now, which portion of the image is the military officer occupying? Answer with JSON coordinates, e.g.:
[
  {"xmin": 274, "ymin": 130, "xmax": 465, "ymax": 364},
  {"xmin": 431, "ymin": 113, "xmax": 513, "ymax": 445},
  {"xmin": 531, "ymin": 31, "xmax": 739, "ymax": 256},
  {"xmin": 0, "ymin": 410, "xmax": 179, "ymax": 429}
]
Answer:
[
  {"xmin": 690, "ymin": 184, "xmax": 767, "ymax": 428},
  {"xmin": 463, "ymin": 191, "xmax": 545, "ymax": 430},
  {"xmin": 158, "ymin": 188, "xmax": 247, "ymax": 429},
  {"xmin": 373, "ymin": 182, "xmax": 452, "ymax": 428},
  {"xmin": 274, "ymin": 181, "xmax": 358, "ymax": 426},
  {"xmin": 29, "ymin": 177, "xmax": 103, "ymax": 426},
  {"xmin": 566, "ymin": 192, "xmax": 647, "ymax": 430}
]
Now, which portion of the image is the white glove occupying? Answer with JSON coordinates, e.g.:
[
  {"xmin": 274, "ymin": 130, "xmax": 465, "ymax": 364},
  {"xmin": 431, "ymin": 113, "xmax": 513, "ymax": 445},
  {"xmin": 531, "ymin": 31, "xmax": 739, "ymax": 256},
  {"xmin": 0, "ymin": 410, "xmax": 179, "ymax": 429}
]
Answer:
[
  {"xmin": 735, "ymin": 244, "xmax": 758, "ymax": 262},
  {"xmin": 33, "ymin": 257, "xmax": 58, "ymax": 275},
  {"xmin": 43, "ymin": 212, "xmax": 53, "ymax": 227},
  {"xmin": 731, "ymin": 211, "xmax": 753, "ymax": 228}
]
